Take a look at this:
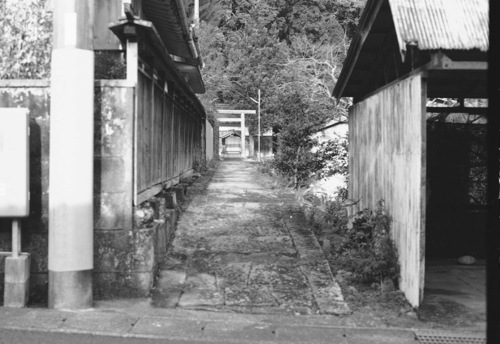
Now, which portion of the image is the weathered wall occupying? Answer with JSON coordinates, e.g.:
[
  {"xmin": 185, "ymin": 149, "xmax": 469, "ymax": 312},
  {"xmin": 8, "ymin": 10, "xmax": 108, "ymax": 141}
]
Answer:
[
  {"xmin": 206, "ymin": 119, "xmax": 214, "ymax": 161},
  {"xmin": 348, "ymin": 73, "xmax": 426, "ymax": 307},
  {"xmin": 213, "ymin": 121, "xmax": 220, "ymax": 160},
  {"xmin": 93, "ymin": 84, "xmax": 144, "ymax": 298}
]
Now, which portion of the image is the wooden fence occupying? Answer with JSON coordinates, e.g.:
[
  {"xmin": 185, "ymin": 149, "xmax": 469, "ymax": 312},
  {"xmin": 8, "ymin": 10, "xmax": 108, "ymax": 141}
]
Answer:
[
  {"xmin": 348, "ymin": 73, "xmax": 426, "ymax": 307},
  {"xmin": 136, "ymin": 69, "xmax": 202, "ymax": 204}
]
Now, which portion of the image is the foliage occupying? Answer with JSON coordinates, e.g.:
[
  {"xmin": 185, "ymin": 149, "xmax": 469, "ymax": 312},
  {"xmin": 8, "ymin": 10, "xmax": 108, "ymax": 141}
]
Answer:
[
  {"xmin": 266, "ymin": 88, "xmax": 349, "ymax": 188},
  {"xmin": 332, "ymin": 0, "xmax": 367, "ymax": 39},
  {"xmin": 0, "ymin": 0, "xmax": 52, "ymax": 79},
  {"xmin": 95, "ymin": 52, "xmax": 126, "ymax": 80},
  {"xmin": 295, "ymin": 191, "xmax": 399, "ymax": 284},
  {"xmin": 196, "ymin": 0, "xmax": 364, "ymax": 132},
  {"xmin": 295, "ymin": 187, "xmax": 350, "ymax": 235},
  {"xmin": 319, "ymin": 133, "xmax": 349, "ymax": 180},
  {"xmin": 273, "ymin": 132, "xmax": 346, "ymax": 188},
  {"xmin": 336, "ymin": 200, "xmax": 400, "ymax": 284}
]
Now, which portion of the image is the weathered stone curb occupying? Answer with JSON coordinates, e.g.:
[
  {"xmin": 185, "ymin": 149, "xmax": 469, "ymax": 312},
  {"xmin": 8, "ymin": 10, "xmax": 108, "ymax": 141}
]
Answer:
[
  {"xmin": 0, "ymin": 305, "xmax": 430, "ymax": 343},
  {"xmin": 282, "ymin": 208, "xmax": 350, "ymax": 315}
]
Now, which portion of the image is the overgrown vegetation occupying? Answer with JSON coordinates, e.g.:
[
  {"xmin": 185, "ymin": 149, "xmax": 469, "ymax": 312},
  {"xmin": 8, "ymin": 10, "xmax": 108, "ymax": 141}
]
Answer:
[
  {"xmin": 335, "ymin": 200, "xmax": 399, "ymax": 284},
  {"xmin": 296, "ymin": 187, "xmax": 400, "ymax": 286},
  {"xmin": 271, "ymin": 106, "xmax": 348, "ymax": 187},
  {"xmin": 258, "ymin": 161, "xmax": 410, "ymax": 318}
]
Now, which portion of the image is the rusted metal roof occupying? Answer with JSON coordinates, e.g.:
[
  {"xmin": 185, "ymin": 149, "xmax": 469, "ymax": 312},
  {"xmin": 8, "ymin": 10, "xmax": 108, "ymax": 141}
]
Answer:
[{"xmin": 388, "ymin": 0, "xmax": 489, "ymax": 55}]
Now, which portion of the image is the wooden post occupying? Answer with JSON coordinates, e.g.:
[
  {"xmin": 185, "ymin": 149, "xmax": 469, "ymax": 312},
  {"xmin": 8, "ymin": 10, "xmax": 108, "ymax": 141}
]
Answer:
[
  {"xmin": 257, "ymin": 89, "xmax": 261, "ymax": 160},
  {"xmin": 194, "ymin": 0, "xmax": 199, "ymax": 27},
  {"xmin": 48, "ymin": 0, "xmax": 95, "ymax": 310},
  {"xmin": 249, "ymin": 135, "xmax": 254, "ymax": 157},
  {"xmin": 11, "ymin": 220, "xmax": 20, "ymax": 259},
  {"xmin": 126, "ymin": 38, "xmax": 138, "ymax": 84},
  {"xmin": 241, "ymin": 113, "xmax": 245, "ymax": 158}
]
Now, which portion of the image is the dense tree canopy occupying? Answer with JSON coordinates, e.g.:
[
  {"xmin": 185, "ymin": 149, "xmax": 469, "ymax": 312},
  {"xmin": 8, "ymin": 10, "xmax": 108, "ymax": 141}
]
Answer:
[
  {"xmin": 196, "ymin": 0, "xmax": 364, "ymax": 184},
  {"xmin": 197, "ymin": 0, "xmax": 365, "ymax": 134},
  {"xmin": 0, "ymin": 0, "xmax": 52, "ymax": 79}
]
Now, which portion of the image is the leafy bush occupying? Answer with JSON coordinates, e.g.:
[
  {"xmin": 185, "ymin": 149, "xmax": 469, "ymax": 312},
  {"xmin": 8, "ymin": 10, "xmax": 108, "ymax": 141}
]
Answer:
[
  {"xmin": 336, "ymin": 200, "xmax": 399, "ymax": 284},
  {"xmin": 295, "ymin": 192, "xmax": 399, "ymax": 285},
  {"xmin": 257, "ymin": 159, "xmax": 275, "ymax": 176},
  {"xmin": 295, "ymin": 187, "xmax": 349, "ymax": 235},
  {"xmin": 273, "ymin": 132, "xmax": 347, "ymax": 189}
]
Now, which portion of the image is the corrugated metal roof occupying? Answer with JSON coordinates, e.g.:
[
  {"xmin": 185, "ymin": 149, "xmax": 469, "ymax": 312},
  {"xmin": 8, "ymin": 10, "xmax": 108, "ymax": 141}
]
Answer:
[
  {"xmin": 333, "ymin": 0, "xmax": 489, "ymax": 99},
  {"xmin": 388, "ymin": 0, "xmax": 489, "ymax": 54},
  {"xmin": 142, "ymin": 0, "xmax": 196, "ymax": 59}
]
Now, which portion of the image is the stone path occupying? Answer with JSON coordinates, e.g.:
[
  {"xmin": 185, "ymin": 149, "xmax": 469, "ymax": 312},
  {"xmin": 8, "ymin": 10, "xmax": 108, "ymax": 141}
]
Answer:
[{"xmin": 151, "ymin": 159, "xmax": 349, "ymax": 315}]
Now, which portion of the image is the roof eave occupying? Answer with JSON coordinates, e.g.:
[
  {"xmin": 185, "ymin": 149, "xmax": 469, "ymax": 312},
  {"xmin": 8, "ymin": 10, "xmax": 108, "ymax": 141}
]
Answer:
[
  {"xmin": 332, "ymin": 0, "xmax": 386, "ymax": 99},
  {"xmin": 109, "ymin": 18, "xmax": 207, "ymax": 113}
]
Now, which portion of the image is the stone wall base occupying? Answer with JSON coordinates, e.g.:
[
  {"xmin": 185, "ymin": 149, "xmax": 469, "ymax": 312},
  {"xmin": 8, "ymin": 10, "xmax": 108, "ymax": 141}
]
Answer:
[{"xmin": 93, "ymin": 189, "xmax": 182, "ymax": 299}]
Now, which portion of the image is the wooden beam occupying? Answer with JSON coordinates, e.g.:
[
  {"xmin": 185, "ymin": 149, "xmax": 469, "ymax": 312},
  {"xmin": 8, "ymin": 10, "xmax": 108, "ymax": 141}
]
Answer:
[
  {"xmin": 0, "ymin": 79, "xmax": 50, "ymax": 87},
  {"xmin": 429, "ymin": 52, "xmax": 488, "ymax": 70},
  {"xmin": 426, "ymin": 107, "xmax": 488, "ymax": 114},
  {"xmin": 95, "ymin": 80, "xmax": 136, "ymax": 87},
  {"xmin": 354, "ymin": 68, "xmax": 428, "ymax": 104},
  {"xmin": 218, "ymin": 118, "xmax": 243, "ymax": 122},
  {"xmin": 217, "ymin": 109, "xmax": 256, "ymax": 114},
  {"xmin": 126, "ymin": 39, "xmax": 138, "ymax": 84}
]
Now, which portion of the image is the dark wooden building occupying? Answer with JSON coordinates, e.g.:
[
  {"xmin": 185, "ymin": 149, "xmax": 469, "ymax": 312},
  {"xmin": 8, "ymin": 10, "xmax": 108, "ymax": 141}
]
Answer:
[{"xmin": 333, "ymin": 0, "xmax": 488, "ymax": 306}]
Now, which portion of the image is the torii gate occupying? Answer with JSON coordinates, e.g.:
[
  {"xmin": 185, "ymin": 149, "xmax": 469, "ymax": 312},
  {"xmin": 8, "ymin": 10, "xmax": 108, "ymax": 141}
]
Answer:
[{"xmin": 217, "ymin": 109, "xmax": 256, "ymax": 158}]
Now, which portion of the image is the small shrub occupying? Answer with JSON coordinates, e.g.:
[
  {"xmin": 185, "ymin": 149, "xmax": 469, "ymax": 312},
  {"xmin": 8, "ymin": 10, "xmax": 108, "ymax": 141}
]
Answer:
[
  {"xmin": 336, "ymin": 199, "xmax": 399, "ymax": 284},
  {"xmin": 257, "ymin": 159, "xmax": 275, "ymax": 176},
  {"xmin": 295, "ymin": 187, "xmax": 350, "ymax": 236}
]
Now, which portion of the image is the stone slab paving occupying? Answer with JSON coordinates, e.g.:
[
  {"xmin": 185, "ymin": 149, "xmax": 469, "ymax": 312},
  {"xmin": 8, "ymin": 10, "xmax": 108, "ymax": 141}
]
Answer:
[{"xmin": 152, "ymin": 160, "xmax": 349, "ymax": 315}]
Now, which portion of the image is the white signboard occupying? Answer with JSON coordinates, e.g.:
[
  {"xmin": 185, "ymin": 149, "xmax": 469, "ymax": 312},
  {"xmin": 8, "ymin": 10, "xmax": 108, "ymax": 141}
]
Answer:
[{"xmin": 0, "ymin": 108, "xmax": 29, "ymax": 217}]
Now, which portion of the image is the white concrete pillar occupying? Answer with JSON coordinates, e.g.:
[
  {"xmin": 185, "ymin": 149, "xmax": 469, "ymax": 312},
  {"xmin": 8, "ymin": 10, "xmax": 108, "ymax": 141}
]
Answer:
[{"xmin": 48, "ymin": 0, "xmax": 95, "ymax": 309}]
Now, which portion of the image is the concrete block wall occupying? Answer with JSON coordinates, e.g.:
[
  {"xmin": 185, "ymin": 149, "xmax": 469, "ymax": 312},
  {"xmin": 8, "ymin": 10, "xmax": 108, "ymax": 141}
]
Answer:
[
  {"xmin": 93, "ymin": 86, "xmax": 182, "ymax": 299},
  {"xmin": 0, "ymin": 84, "xmax": 185, "ymax": 304},
  {"xmin": 93, "ymin": 85, "xmax": 135, "ymax": 298}
]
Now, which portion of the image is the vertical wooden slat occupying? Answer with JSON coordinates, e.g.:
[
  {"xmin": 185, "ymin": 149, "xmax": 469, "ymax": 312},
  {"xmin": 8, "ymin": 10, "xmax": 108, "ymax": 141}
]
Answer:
[
  {"xmin": 167, "ymin": 94, "xmax": 174, "ymax": 179},
  {"xmin": 174, "ymin": 103, "xmax": 179, "ymax": 176},
  {"xmin": 137, "ymin": 72, "xmax": 145, "ymax": 192},
  {"xmin": 153, "ymin": 82, "xmax": 163, "ymax": 184},
  {"xmin": 161, "ymin": 90, "xmax": 167, "ymax": 180},
  {"xmin": 348, "ymin": 73, "xmax": 425, "ymax": 307},
  {"xmin": 135, "ymin": 69, "xmax": 203, "ymax": 198}
]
